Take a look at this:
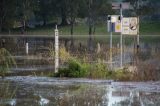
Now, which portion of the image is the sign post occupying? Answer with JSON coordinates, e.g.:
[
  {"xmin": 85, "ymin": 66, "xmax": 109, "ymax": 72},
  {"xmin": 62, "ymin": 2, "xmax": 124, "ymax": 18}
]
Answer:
[
  {"xmin": 108, "ymin": 15, "xmax": 113, "ymax": 69},
  {"xmin": 112, "ymin": 2, "xmax": 132, "ymax": 68},
  {"xmin": 55, "ymin": 25, "xmax": 59, "ymax": 73},
  {"xmin": 137, "ymin": 17, "xmax": 140, "ymax": 52},
  {"xmin": 107, "ymin": 15, "xmax": 121, "ymax": 69},
  {"xmin": 120, "ymin": 4, "xmax": 123, "ymax": 68}
]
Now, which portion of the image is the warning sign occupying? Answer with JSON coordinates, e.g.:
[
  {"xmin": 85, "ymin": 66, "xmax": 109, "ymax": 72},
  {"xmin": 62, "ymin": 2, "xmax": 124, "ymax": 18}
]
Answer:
[
  {"xmin": 115, "ymin": 22, "xmax": 121, "ymax": 32},
  {"xmin": 122, "ymin": 17, "xmax": 138, "ymax": 35}
]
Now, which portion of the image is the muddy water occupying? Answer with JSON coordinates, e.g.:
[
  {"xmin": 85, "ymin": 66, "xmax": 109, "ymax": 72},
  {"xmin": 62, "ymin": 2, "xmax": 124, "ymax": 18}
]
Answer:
[{"xmin": 0, "ymin": 76, "xmax": 160, "ymax": 106}]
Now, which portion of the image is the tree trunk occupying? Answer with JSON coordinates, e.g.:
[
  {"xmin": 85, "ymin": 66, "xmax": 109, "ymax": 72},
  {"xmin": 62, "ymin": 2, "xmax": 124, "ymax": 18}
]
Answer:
[
  {"xmin": 0, "ymin": 25, "xmax": 2, "ymax": 33},
  {"xmin": 23, "ymin": 20, "xmax": 26, "ymax": 32},
  {"xmin": 21, "ymin": 20, "xmax": 25, "ymax": 34},
  {"xmin": 71, "ymin": 22, "xmax": 73, "ymax": 35},
  {"xmin": 61, "ymin": 8, "xmax": 68, "ymax": 26},
  {"xmin": 70, "ymin": 18, "xmax": 74, "ymax": 51},
  {"xmin": 42, "ymin": 15, "xmax": 47, "ymax": 26},
  {"xmin": 93, "ymin": 25, "xmax": 96, "ymax": 35},
  {"xmin": 88, "ymin": 24, "xmax": 93, "ymax": 51},
  {"xmin": 0, "ymin": 19, "xmax": 3, "ymax": 33}
]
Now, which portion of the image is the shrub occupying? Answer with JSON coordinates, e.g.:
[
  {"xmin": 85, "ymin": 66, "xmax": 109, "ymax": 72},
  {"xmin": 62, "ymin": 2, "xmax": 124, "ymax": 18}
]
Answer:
[
  {"xmin": 0, "ymin": 48, "xmax": 16, "ymax": 78},
  {"xmin": 88, "ymin": 59, "xmax": 109, "ymax": 79},
  {"xmin": 49, "ymin": 46, "xmax": 70, "ymax": 64},
  {"xmin": 55, "ymin": 58, "xmax": 88, "ymax": 78}
]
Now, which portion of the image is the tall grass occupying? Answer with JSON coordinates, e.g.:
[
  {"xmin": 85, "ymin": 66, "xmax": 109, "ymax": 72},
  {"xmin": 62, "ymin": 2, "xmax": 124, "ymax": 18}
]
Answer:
[
  {"xmin": 0, "ymin": 81, "xmax": 17, "ymax": 99},
  {"xmin": 0, "ymin": 48, "xmax": 16, "ymax": 77}
]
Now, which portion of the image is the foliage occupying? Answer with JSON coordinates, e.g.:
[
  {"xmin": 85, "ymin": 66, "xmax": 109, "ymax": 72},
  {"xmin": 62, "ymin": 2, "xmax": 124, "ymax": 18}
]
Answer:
[
  {"xmin": 35, "ymin": 0, "xmax": 53, "ymax": 26},
  {"xmin": 125, "ymin": 0, "xmax": 156, "ymax": 16},
  {"xmin": 88, "ymin": 59, "xmax": 108, "ymax": 79},
  {"xmin": 0, "ymin": 0, "xmax": 17, "ymax": 32},
  {"xmin": 104, "ymin": 69, "xmax": 133, "ymax": 81},
  {"xmin": 135, "ymin": 59, "xmax": 160, "ymax": 81},
  {"xmin": 16, "ymin": 0, "xmax": 38, "ymax": 31},
  {"xmin": 0, "ymin": 48, "xmax": 16, "ymax": 77},
  {"xmin": 49, "ymin": 46, "xmax": 70, "ymax": 64},
  {"xmin": 59, "ymin": 46, "xmax": 70, "ymax": 62},
  {"xmin": 114, "ymin": 69, "xmax": 132, "ymax": 81},
  {"xmin": 55, "ymin": 58, "xmax": 88, "ymax": 78}
]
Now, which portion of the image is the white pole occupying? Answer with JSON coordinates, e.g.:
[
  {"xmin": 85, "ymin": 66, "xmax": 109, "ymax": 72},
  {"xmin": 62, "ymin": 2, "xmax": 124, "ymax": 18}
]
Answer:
[
  {"xmin": 55, "ymin": 25, "xmax": 59, "ymax": 73},
  {"xmin": 26, "ymin": 42, "xmax": 29, "ymax": 55},
  {"xmin": 120, "ymin": 4, "xmax": 123, "ymax": 68}
]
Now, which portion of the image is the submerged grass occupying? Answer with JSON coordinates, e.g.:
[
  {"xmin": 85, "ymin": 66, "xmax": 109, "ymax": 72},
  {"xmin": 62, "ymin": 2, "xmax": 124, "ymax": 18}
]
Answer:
[{"xmin": 0, "ymin": 81, "xmax": 17, "ymax": 99}]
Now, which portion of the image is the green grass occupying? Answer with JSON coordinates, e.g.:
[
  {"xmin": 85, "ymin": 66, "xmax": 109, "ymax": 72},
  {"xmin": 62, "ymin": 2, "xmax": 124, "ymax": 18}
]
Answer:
[
  {"xmin": 140, "ymin": 22, "xmax": 160, "ymax": 35},
  {"xmin": 2, "ymin": 22, "xmax": 160, "ymax": 36}
]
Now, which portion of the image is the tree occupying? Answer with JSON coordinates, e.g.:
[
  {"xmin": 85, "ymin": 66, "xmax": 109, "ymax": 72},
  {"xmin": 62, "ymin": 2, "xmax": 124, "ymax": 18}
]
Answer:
[
  {"xmin": 0, "ymin": 48, "xmax": 16, "ymax": 78},
  {"xmin": 54, "ymin": 0, "xmax": 69, "ymax": 26},
  {"xmin": 16, "ymin": 0, "xmax": 38, "ymax": 32},
  {"xmin": 86, "ymin": 0, "xmax": 112, "ymax": 51},
  {"xmin": 125, "ymin": 0, "xmax": 156, "ymax": 16},
  {"xmin": 67, "ymin": 0, "xmax": 82, "ymax": 48},
  {"xmin": 0, "ymin": 0, "xmax": 17, "ymax": 32},
  {"xmin": 35, "ymin": 0, "xmax": 53, "ymax": 26}
]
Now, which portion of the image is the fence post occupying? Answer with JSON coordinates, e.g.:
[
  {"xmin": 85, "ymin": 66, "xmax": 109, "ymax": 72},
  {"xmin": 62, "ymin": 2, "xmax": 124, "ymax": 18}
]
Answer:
[
  {"xmin": 26, "ymin": 42, "xmax": 29, "ymax": 55},
  {"xmin": 55, "ymin": 25, "xmax": 59, "ymax": 73}
]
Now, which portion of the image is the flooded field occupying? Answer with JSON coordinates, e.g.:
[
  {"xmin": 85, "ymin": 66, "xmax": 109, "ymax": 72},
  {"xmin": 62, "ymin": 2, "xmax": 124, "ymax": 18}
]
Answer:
[
  {"xmin": 0, "ymin": 76, "xmax": 160, "ymax": 106},
  {"xmin": 0, "ymin": 35, "xmax": 160, "ymax": 72}
]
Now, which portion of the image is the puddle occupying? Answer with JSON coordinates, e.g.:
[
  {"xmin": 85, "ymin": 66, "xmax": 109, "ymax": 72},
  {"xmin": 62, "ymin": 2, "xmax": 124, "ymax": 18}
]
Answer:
[{"xmin": 0, "ymin": 76, "xmax": 160, "ymax": 106}]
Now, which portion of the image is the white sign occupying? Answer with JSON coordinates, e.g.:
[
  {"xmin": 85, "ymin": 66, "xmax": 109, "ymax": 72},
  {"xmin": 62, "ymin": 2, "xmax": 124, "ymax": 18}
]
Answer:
[
  {"xmin": 111, "ymin": 15, "xmax": 120, "ymax": 23},
  {"xmin": 122, "ymin": 18, "xmax": 130, "ymax": 26},
  {"xmin": 107, "ymin": 15, "xmax": 121, "ymax": 33},
  {"xmin": 122, "ymin": 17, "xmax": 138, "ymax": 35},
  {"xmin": 122, "ymin": 27, "xmax": 130, "ymax": 35}
]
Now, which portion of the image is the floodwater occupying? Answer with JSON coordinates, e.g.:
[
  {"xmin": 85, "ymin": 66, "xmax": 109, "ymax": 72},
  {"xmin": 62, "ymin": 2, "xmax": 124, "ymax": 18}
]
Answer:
[
  {"xmin": 1, "ymin": 35, "xmax": 160, "ymax": 72},
  {"xmin": 0, "ymin": 76, "xmax": 160, "ymax": 106}
]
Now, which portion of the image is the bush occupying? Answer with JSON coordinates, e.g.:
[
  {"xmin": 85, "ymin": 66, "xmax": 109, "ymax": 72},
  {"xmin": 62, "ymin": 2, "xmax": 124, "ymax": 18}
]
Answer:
[
  {"xmin": 0, "ymin": 48, "xmax": 16, "ymax": 77},
  {"xmin": 88, "ymin": 59, "xmax": 109, "ymax": 79},
  {"xmin": 104, "ymin": 69, "xmax": 133, "ymax": 81},
  {"xmin": 55, "ymin": 58, "xmax": 88, "ymax": 78},
  {"xmin": 113, "ymin": 69, "xmax": 132, "ymax": 81}
]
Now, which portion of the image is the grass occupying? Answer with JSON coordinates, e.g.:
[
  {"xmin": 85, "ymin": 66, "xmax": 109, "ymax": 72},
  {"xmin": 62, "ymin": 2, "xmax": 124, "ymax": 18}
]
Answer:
[
  {"xmin": 140, "ymin": 22, "xmax": 160, "ymax": 35},
  {"xmin": 4, "ymin": 21, "xmax": 159, "ymax": 36}
]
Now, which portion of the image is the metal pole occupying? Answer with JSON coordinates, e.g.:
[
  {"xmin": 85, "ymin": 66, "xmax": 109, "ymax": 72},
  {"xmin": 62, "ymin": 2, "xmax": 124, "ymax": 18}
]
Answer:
[
  {"xmin": 137, "ymin": 0, "xmax": 140, "ymax": 53},
  {"xmin": 137, "ymin": 17, "xmax": 140, "ymax": 47},
  {"xmin": 120, "ymin": 4, "xmax": 123, "ymax": 68},
  {"xmin": 110, "ymin": 31, "xmax": 113, "ymax": 70},
  {"xmin": 55, "ymin": 25, "xmax": 59, "ymax": 73}
]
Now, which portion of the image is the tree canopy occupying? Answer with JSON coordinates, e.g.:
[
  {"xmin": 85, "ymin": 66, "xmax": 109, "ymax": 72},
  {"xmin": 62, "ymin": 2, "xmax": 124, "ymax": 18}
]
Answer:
[{"xmin": 0, "ymin": 0, "xmax": 159, "ymax": 32}]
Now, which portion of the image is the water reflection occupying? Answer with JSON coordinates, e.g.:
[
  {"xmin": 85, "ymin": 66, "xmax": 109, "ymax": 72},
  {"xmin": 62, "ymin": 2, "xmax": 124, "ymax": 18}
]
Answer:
[
  {"xmin": 0, "ymin": 99, "xmax": 16, "ymax": 106},
  {"xmin": 0, "ymin": 77, "xmax": 160, "ymax": 106}
]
